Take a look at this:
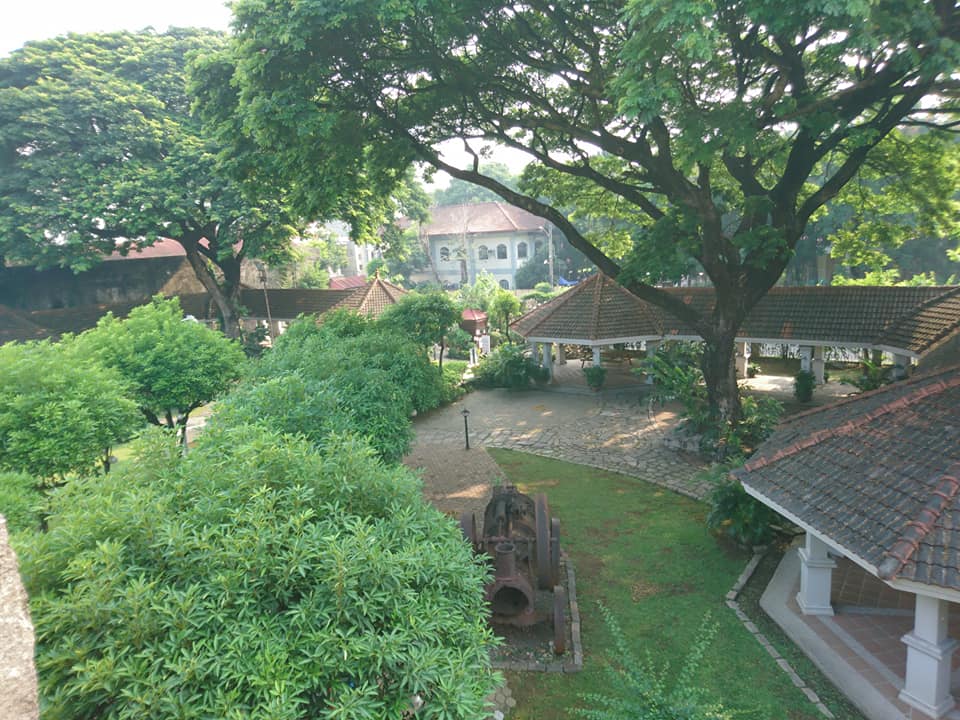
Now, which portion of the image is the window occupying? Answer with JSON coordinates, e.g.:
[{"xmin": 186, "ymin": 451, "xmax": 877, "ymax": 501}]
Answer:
[
  {"xmin": 497, "ymin": 244, "xmax": 507, "ymax": 259},
  {"xmin": 517, "ymin": 242, "xmax": 528, "ymax": 259},
  {"xmin": 534, "ymin": 239, "xmax": 544, "ymax": 254},
  {"xmin": 499, "ymin": 279, "xmax": 510, "ymax": 289},
  {"xmin": 478, "ymin": 245, "xmax": 489, "ymax": 261},
  {"xmin": 439, "ymin": 246, "xmax": 450, "ymax": 262}
]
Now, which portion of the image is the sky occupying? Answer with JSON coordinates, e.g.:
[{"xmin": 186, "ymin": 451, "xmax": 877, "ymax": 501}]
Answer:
[{"xmin": 0, "ymin": 0, "xmax": 233, "ymax": 56}]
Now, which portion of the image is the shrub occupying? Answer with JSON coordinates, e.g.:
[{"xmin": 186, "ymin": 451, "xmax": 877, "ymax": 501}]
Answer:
[
  {"xmin": 0, "ymin": 472, "xmax": 43, "ymax": 534},
  {"xmin": 18, "ymin": 425, "xmax": 497, "ymax": 719},
  {"xmin": 583, "ymin": 365, "xmax": 607, "ymax": 390},
  {"xmin": 706, "ymin": 464, "xmax": 780, "ymax": 548},
  {"xmin": 793, "ymin": 370, "xmax": 816, "ymax": 402},
  {"xmin": 440, "ymin": 360, "xmax": 469, "ymax": 404},
  {"xmin": 0, "ymin": 340, "xmax": 141, "ymax": 483},
  {"xmin": 471, "ymin": 344, "xmax": 543, "ymax": 389},
  {"xmin": 445, "ymin": 327, "xmax": 474, "ymax": 360},
  {"xmin": 746, "ymin": 362, "xmax": 760, "ymax": 378},
  {"xmin": 721, "ymin": 395, "xmax": 783, "ymax": 458},
  {"xmin": 853, "ymin": 359, "xmax": 893, "ymax": 392},
  {"xmin": 576, "ymin": 605, "xmax": 731, "ymax": 720}
]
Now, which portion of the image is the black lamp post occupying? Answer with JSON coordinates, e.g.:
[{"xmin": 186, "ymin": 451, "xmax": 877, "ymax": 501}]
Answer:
[{"xmin": 461, "ymin": 407, "xmax": 471, "ymax": 450}]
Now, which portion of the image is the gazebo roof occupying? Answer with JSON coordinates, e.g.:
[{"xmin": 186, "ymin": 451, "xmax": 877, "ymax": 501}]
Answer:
[
  {"xmin": 736, "ymin": 366, "xmax": 960, "ymax": 593},
  {"xmin": 511, "ymin": 274, "xmax": 960, "ymax": 357}
]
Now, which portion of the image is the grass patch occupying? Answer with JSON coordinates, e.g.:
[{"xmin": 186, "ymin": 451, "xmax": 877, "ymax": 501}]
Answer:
[{"xmin": 488, "ymin": 449, "xmax": 862, "ymax": 719}]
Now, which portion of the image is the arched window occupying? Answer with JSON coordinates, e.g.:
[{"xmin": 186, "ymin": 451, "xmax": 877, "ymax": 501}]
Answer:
[
  {"xmin": 439, "ymin": 246, "xmax": 450, "ymax": 262},
  {"xmin": 517, "ymin": 242, "xmax": 528, "ymax": 259},
  {"xmin": 478, "ymin": 245, "xmax": 489, "ymax": 261},
  {"xmin": 534, "ymin": 239, "xmax": 544, "ymax": 254},
  {"xmin": 497, "ymin": 244, "xmax": 508, "ymax": 259},
  {"xmin": 499, "ymin": 279, "xmax": 510, "ymax": 289}
]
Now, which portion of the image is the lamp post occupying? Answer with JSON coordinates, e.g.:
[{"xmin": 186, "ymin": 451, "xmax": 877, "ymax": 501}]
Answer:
[{"xmin": 461, "ymin": 407, "xmax": 471, "ymax": 450}]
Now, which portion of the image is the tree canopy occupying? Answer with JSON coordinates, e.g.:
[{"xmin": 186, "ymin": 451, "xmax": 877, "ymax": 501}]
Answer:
[
  {"xmin": 207, "ymin": 0, "xmax": 960, "ymax": 425},
  {"xmin": 0, "ymin": 340, "xmax": 141, "ymax": 482},
  {"xmin": 77, "ymin": 296, "xmax": 246, "ymax": 443},
  {"xmin": 0, "ymin": 29, "xmax": 296, "ymax": 336},
  {"xmin": 379, "ymin": 292, "xmax": 462, "ymax": 373}
]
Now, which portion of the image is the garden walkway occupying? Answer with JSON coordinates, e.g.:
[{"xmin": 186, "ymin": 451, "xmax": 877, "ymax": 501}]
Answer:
[{"xmin": 405, "ymin": 387, "xmax": 712, "ymax": 509}]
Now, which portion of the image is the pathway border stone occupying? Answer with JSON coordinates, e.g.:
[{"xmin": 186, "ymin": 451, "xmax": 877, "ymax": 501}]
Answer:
[{"xmin": 725, "ymin": 548, "xmax": 835, "ymax": 719}]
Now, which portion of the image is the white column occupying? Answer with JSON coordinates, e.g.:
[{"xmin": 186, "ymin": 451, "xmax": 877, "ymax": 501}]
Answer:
[
  {"xmin": 796, "ymin": 533, "xmax": 835, "ymax": 616},
  {"xmin": 530, "ymin": 342, "xmax": 540, "ymax": 364},
  {"xmin": 557, "ymin": 344, "xmax": 567, "ymax": 366},
  {"xmin": 892, "ymin": 353, "xmax": 911, "ymax": 380},
  {"xmin": 812, "ymin": 346, "xmax": 825, "ymax": 385},
  {"xmin": 542, "ymin": 342, "xmax": 553, "ymax": 379},
  {"xmin": 799, "ymin": 346, "xmax": 813, "ymax": 373},
  {"xmin": 592, "ymin": 346, "xmax": 602, "ymax": 367},
  {"xmin": 645, "ymin": 341, "xmax": 659, "ymax": 385},
  {"xmin": 735, "ymin": 341, "xmax": 750, "ymax": 378},
  {"xmin": 900, "ymin": 595, "xmax": 957, "ymax": 718}
]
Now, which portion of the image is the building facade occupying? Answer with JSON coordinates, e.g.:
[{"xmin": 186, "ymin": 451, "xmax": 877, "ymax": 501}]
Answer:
[{"xmin": 421, "ymin": 202, "xmax": 553, "ymax": 289}]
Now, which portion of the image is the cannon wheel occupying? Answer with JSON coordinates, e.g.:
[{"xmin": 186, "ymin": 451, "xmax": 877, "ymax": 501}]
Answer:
[
  {"xmin": 535, "ymin": 494, "xmax": 552, "ymax": 589},
  {"xmin": 459, "ymin": 511, "xmax": 478, "ymax": 549},
  {"xmin": 553, "ymin": 585, "xmax": 567, "ymax": 655},
  {"xmin": 550, "ymin": 517, "xmax": 561, "ymax": 587}
]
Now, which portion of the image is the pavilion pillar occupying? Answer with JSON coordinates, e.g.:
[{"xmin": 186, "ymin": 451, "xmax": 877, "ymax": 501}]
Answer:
[
  {"xmin": 735, "ymin": 342, "xmax": 751, "ymax": 378},
  {"xmin": 796, "ymin": 533, "xmax": 835, "ymax": 616},
  {"xmin": 799, "ymin": 346, "xmax": 813, "ymax": 374},
  {"xmin": 592, "ymin": 346, "xmax": 602, "ymax": 367},
  {"xmin": 899, "ymin": 595, "xmax": 957, "ymax": 718},
  {"xmin": 812, "ymin": 346, "xmax": 826, "ymax": 385},
  {"xmin": 892, "ymin": 353, "xmax": 911, "ymax": 380},
  {"xmin": 542, "ymin": 342, "xmax": 553, "ymax": 379},
  {"xmin": 645, "ymin": 341, "xmax": 659, "ymax": 385},
  {"xmin": 530, "ymin": 342, "xmax": 540, "ymax": 364},
  {"xmin": 557, "ymin": 343, "xmax": 566, "ymax": 365}
]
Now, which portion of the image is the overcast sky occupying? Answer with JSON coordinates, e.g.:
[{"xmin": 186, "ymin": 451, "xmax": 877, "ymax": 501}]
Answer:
[{"xmin": 1, "ymin": 0, "xmax": 233, "ymax": 56}]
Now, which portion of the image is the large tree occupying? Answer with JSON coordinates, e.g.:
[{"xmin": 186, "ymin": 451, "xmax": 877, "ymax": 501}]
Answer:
[
  {"xmin": 204, "ymin": 0, "xmax": 959, "ymax": 424},
  {"xmin": 0, "ymin": 29, "xmax": 297, "ymax": 336}
]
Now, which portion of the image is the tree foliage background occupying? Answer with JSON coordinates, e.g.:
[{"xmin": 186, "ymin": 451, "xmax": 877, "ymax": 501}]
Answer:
[{"xmin": 200, "ymin": 0, "xmax": 960, "ymax": 425}]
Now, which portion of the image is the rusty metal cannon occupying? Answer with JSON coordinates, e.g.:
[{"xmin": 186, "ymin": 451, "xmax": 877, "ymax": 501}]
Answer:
[{"xmin": 460, "ymin": 485, "xmax": 566, "ymax": 653}]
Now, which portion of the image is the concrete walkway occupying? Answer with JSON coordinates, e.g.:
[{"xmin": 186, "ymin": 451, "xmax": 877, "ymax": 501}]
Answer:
[{"xmin": 409, "ymin": 387, "xmax": 711, "ymax": 501}]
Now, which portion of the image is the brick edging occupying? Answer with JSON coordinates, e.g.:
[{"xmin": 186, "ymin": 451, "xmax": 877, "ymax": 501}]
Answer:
[{"xmin": 725, "ymin": 548, "xmax": 836, "ymax": 719}]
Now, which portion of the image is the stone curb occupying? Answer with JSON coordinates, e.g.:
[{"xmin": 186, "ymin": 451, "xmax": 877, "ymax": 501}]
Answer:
[{"xmin": 725, "ymin": 549, "xmax": 835, "ymax": 719}]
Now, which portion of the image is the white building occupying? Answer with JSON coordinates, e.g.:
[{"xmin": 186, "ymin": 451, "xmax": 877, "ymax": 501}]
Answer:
[{"xmin": 421, "ymin": 202, "xmax": 553, "ymax": 289}]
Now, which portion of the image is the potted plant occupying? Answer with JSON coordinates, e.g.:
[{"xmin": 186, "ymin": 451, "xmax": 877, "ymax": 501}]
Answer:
[
  {"xmin": 794, "ymin": 369, "xmax": 815, "ymax": 402},
  {"xmin": 583, "ymin": 365, "xmax": 607, "ymax": 391}
]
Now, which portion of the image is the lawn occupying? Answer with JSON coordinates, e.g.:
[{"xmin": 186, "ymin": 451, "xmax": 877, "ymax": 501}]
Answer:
[{"xmin": 488, "ymin": 449, "xmax": 865, "ymax": 720}]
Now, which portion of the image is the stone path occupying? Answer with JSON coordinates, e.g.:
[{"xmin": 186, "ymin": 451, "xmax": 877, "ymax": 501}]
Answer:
[{"xmin": 407, "ymin": 387, "xmax": 711, "ymax": 503}]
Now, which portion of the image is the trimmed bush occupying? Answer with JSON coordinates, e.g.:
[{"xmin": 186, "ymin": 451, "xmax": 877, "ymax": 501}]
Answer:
[
  {"xmin": 0, "ymin": 471, "xmax": 43, "ymax": 534},
  {"xmin": 793, "ymin": 370, "xmax": 815, "ymax": 402},
  {"xmin": 18, "ymin": 426, "xmax": 497, "ymax": 719}
]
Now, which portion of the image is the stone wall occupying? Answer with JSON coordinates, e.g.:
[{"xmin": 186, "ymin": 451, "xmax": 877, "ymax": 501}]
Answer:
[
  {"xmin": 0, "ymin": 516, "xmax": 38, "ymax": 720},
  {"xmin": 0, "ymin": 257, "xmax": 203, "ymax": 310}
]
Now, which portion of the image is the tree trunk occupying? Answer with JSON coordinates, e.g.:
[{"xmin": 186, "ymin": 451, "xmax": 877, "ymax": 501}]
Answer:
[
  {"xmin": 700, "ymin": 332, "xmax": 742, "ymax": 427},
  {"xmin": 180, "ymin": 241, "xmax": 242, "ymax": 338}
]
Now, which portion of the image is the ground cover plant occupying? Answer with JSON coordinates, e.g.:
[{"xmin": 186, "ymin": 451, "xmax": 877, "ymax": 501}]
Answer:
[
  {"xmin": 17, "ymin": 426, "xmax": 498, "ymax": 719},
  {"xmin": 487, "ymin": 449, "xmax": 864, "ymax": 720}
]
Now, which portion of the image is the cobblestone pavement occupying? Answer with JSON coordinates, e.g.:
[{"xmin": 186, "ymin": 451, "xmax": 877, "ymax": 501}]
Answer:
[{"xmin": 408, "ymin": 387, "xmax": 711, "ymax": 502}]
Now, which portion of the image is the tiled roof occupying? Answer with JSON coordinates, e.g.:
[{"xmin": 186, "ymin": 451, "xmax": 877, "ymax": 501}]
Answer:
[
  {"xmin": 0, "ymin": 305, "xmax": 50, "ymax": 344},
  {"xmin": 736, "ymin": 366, "xmax": 960, "ymax": 591},
  {"xmin": 421, "ymin": 202, "xmax": 548, "ymax": 236},
  {"xmin": 510, "ymin": 274, "xmax": 960, "ymax": 356},
  {"xmin": 1, "ymin": 279, "xmax": 407, "ymax": 341},
  {"xmin": 329, "ymin": 275, "xmax": 369, "ymax": 289},
  {"xmin": 512, "ymin": 274, "xmax": 663, "ymax": 340}
]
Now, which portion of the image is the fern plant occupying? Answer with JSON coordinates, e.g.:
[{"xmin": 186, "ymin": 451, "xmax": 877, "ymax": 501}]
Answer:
[{"xmin": 576, "ymin": 606, "xmax": 732, "ymax": 720}]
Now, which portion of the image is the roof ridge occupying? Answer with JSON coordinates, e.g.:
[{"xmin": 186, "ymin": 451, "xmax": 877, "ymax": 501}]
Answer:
[
  {"xmin": 744, "ymin": 371, "xmax": 960, "ymax": 473},
  {"xmin": 511, "ymin": 274, "xmax": 595, "ymax": 336},
  {"xmin": 877, "ymin": 464, "xmax": 960, "ymax": 580},
  {"xmin": 495, "ymin": 202, "xmax": 520, "ymax": 231},
  {"xmin": 874, "ymin": 285, "xmax": 960, "ymax": 345}
]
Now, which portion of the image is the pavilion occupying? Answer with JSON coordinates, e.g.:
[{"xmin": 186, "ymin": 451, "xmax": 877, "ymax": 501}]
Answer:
[
  {"xmin": 736, "ymin": 367, "xmax": 960, "ymax": 719},
  {"xmin": 510, "ymin": 274, "xmax": 960, "ymax": 381}
]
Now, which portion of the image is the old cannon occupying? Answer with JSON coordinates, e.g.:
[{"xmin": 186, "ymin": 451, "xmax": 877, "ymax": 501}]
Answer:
[{"xmin": 460, "ymin": 485, "xmax": 567, "ymax": 653}]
